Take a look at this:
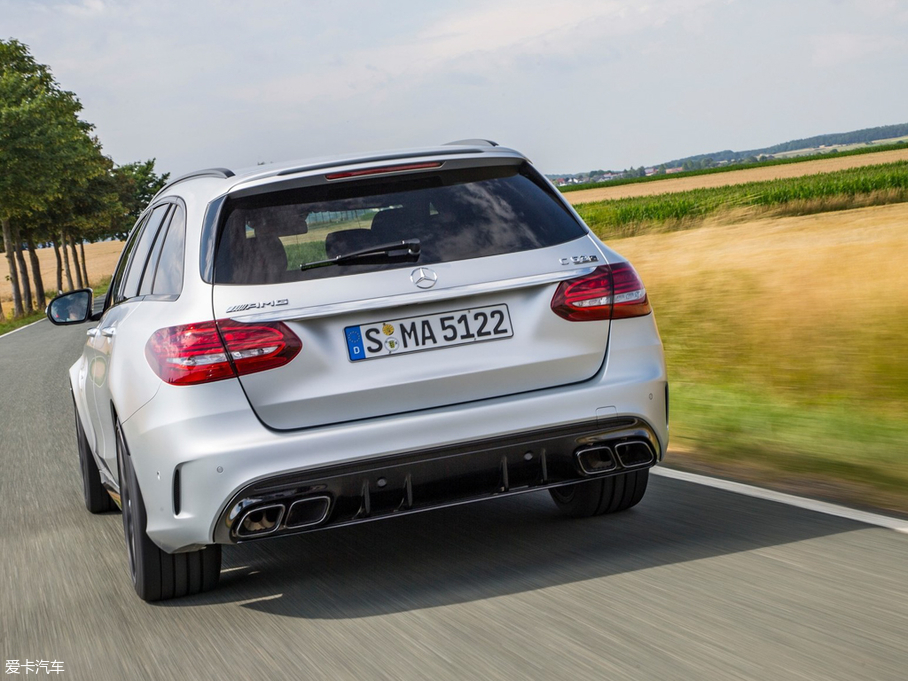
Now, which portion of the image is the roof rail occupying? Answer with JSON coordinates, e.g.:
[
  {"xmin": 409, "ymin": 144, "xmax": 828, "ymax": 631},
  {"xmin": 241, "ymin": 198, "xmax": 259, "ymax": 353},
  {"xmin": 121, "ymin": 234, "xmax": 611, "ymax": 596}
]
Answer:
[
  {"xmin": 152, "ymin": 167, "xmax": 235, "ymax": 200},
  {"xmin": 444, "ymin": 139, "xmax": 499, "ymax": 147}
]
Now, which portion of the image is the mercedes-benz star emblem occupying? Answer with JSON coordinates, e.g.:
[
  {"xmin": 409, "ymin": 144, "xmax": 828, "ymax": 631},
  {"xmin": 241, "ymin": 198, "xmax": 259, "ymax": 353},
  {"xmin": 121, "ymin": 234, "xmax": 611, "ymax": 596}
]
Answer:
[{"xmin": 410, "ymin": 267, "xmax": 438, "ymax": 289}]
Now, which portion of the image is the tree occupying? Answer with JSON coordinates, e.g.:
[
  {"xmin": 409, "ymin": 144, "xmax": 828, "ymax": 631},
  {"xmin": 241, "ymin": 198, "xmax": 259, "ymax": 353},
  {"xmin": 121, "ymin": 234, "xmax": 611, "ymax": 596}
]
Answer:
[
  {"xmin": 111, "ymin": 160, "xmax": 170, "ymax": 240},
  {"xmin": 0, "ymin": 39, "xmax": 92, "ymax": 317}
]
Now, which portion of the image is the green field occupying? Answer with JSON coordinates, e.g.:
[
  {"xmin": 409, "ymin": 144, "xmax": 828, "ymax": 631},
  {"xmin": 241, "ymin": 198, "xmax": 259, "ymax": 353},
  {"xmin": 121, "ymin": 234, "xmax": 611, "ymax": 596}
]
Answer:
[{"xmin": 575, "ymin": 161, "xmax": 908, "ymax": 239}]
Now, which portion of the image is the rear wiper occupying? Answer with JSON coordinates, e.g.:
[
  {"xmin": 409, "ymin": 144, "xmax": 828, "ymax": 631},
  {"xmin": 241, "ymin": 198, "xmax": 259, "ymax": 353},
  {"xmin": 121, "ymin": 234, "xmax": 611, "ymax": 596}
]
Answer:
[{"xmin": 300, "ymin": 239, "xmax": 421, "ymax": 271}]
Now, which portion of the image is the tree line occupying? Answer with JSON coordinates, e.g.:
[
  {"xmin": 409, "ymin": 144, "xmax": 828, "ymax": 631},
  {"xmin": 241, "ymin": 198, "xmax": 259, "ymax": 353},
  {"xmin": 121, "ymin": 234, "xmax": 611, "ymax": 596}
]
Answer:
[{"xmin": 1, "ymin": 39, "xmax": 168, "ymax": 321}]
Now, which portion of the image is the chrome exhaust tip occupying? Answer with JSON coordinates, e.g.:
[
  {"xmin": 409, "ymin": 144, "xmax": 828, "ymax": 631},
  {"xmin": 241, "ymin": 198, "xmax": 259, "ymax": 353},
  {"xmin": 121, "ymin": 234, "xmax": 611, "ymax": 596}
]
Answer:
[
  {"xmin": 236, "ymin": 504, "xmax": 285, "ymax": 538},
  {"xmin": 285, "ymin": 496, "xmax": 331, "ymax": 529},
  {"xmin": 575, "ymin": 445, "xmax": 618, "ymax": 475},
  {"xmin": 614, "ymin": 441, "xmax": 656, "ymax": 469}
]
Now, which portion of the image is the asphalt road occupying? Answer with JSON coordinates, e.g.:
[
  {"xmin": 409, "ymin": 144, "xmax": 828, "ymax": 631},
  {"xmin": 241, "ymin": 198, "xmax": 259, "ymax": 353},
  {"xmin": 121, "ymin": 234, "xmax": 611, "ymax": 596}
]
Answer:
[{"xmin": 3, "ymin": 319, "xmax": 908, "ymax": 680}]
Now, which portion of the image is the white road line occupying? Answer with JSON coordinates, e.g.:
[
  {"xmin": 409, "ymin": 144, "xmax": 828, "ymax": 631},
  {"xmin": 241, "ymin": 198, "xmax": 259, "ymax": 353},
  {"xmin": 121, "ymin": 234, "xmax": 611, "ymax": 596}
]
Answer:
[
  {"xmin": 234, "ymin": 593, "xmax": 282, "ymax": 607},
  {"xmin": 654, "ymin": 466, "xmax": 908, "ymax": 534},
  {"xmin": 0, "ymin": 317, "xmax": 45, "ymax": 339}
]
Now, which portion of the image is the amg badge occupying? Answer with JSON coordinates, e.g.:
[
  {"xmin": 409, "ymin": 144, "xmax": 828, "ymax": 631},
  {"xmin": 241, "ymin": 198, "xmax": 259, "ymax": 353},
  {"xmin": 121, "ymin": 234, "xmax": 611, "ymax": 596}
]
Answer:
[{"xmin": 226, "ymin": 299, "xmax": 289, "ymax": 313}]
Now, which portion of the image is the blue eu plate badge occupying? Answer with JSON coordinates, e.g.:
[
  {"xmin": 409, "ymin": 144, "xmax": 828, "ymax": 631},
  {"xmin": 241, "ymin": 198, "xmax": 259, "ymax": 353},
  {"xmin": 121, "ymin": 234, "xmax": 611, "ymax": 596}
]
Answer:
[{"xmin": 345, "ymin": 326, "xmax": 366, "ymax": 361}]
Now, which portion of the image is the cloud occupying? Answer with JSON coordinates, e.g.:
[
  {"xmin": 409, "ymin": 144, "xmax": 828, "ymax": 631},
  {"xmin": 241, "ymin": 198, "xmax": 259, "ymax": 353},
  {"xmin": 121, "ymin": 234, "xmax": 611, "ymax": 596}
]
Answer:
[
  {"xmin": 226, "ymin": 0, "xmax": 726, "ymax": 108},
  {"xmin": 58, "ymin": 0, "xmax": 107, "ymax": 16},
  {"xmin": 810, "ymin": 32, "xmax": 902, "ymax": 68}
]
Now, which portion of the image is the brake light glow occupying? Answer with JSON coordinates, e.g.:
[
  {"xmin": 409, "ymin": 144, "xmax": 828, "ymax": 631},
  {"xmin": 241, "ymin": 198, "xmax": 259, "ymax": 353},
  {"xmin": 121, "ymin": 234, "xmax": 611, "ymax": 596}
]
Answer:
[
  {"xmin": 551, "ymin": 262, "xmax": 651, "ymax": 321},
  {"xmin": 325, "ymin": 162, "xmax": 443, "ymax": 180},
  {"xmin": 145, "ymin": 320, "xmax": 301, "ymax": 386}
]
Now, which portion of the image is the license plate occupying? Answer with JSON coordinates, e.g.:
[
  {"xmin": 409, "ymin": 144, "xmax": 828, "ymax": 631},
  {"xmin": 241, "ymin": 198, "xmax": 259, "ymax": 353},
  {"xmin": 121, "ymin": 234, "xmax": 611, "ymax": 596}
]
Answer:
[{"xmin": 345, "ymin": 304, "xmax": 513, "ymax": 361}]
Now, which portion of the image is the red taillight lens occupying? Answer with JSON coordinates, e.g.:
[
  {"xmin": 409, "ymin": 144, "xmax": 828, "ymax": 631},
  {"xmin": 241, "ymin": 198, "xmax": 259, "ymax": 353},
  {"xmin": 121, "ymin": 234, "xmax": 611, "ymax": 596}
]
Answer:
[
  {"xmin": 609, "ymin": 261, "xmax": 652, "ymax": 319},
  {"xmin": 551, "ymin": 266, "xmax": 614, "ymax": 321},
  {"xmin": 551, "ymin": 262, "xmax": 651, "ymax": 321},
  {"xmin": 145, "ymin": 320, "xmax": 302, "ymax": 386}
]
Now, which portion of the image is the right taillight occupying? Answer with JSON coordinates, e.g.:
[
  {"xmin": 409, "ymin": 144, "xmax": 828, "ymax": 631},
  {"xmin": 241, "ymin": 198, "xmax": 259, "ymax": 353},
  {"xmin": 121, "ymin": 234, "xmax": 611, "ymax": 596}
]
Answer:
[
  {"xmin": 145, "ymin": 319, "xmax": 302, "ymax": 386},
  {"xmin": 551, "ymin": 262, "xmax": 651, "ymax": 321}
]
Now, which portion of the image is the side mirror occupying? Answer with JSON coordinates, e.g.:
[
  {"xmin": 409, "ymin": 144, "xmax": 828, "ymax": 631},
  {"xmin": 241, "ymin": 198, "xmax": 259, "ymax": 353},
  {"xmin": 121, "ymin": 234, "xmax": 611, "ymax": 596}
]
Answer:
[{"xmin": 47, "ymin": 289, "xmax": 94, "ymax": 325}]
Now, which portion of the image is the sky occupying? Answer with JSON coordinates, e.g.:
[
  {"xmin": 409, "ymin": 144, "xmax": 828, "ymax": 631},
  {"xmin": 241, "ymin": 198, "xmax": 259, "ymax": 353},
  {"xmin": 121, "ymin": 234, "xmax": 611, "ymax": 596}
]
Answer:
[{"xmin": 2, "ymin": 0, "xmax": 907, "ymax": 177}]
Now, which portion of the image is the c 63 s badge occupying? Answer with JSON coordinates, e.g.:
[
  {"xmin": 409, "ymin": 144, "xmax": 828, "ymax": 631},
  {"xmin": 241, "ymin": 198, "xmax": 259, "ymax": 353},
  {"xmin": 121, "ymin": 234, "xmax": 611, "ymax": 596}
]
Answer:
[
  {"xmin": 560, "ymin": 255, "xmax": 599, "ymax": 266},
  {"xmin": 226, "ymin": 299, "xmax": 289, "ymax": 313}
]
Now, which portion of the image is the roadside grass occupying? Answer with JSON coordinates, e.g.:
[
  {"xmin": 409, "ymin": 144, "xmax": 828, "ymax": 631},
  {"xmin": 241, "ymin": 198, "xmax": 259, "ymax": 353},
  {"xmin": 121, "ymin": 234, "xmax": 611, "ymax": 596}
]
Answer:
[
  {"xmin": 611, "ymin": 205, "xmax": 908, "ymax": 512},
  {"xmin": 576, "ymin": 161, "xmax": 908, "ymax": 240},
  {"xmin": 669, "ymin": 383, "xmax": 908, "ymax": 510},
  {"xmin": 0, "ymin": 309, "xmax": 45, "ymax": 336},
  {"xmin": 559, "ymin": 140, "xmax": 908, "ymax": 193}
]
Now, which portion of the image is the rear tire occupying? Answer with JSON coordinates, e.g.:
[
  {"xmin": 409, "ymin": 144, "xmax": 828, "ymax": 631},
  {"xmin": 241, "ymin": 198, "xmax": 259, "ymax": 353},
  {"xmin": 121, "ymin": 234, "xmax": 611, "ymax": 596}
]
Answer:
[
  {"xmin": 116, "ymin": 422, "xmax": 221, "ymax": 601},
  {"xmin": 549, "ymin": 469, "xmax": 649, "ymax": 518},
  {"xmin": 74, "ymin": 402, "xmax": 116, "ymax": 513}
]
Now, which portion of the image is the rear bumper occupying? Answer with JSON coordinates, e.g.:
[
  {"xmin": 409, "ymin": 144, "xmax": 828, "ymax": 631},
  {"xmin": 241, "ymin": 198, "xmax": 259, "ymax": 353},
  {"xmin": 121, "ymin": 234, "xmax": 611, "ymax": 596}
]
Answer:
[
  {"xmin": 215, "ymin": 417, "xmax": 659, "ymax": 544},
  {"xmin": 121, "ymin": 314, "xmax": 667, "ymax": 553}
]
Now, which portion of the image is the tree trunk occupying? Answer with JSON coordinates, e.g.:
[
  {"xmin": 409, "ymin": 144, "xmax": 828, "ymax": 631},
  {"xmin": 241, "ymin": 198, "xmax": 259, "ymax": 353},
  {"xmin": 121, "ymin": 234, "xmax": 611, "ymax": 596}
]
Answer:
[
  {"xmin": 69, "ymin": 235, "xmax": 84, "ymax": 289},
  {"xmin": 79, "ymin": 240, "xmax": 89, "ymax": 288},
  {"xmin": 0, "ymin": 295, "xmax": 5, "ymax": 322},
  {"xmin": 52, "ymin": 238, "xmax": 63, "ymax": 294},
  {"xmin": 2, "ymin": 217, "xmax": 25, "ymax": 318},
  {"xmin": 12, "ymin": 223, "xmax": 34, "ymax": 314},
  {"xmin": 61, "ymin": 231, "xmax": 74, "ymax": 292},
  {"xmin": 26, "ymin": 234, "xmax": 47, "ymax": 310}
]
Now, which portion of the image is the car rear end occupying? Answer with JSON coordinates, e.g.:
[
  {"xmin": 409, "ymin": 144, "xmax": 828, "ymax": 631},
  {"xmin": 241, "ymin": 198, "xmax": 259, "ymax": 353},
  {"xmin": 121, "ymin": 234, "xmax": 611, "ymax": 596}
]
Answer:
[{"xmin": 126, "ymin": 143, "xmax": 668, "ymax": 553}]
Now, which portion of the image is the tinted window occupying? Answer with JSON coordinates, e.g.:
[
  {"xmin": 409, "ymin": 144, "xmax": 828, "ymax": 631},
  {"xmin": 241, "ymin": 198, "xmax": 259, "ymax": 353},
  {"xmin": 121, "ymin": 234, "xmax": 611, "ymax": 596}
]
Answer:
[
  {"xmin": 108, "ymin": 214, "xmax": 148, "ymax": 305},
  {"xmin": 139, "ymin": 208, "xmax": 173, "ymax": 296},
  {"xmin": 119, "ymin": 204, "xmax": 171, "ymax": 302},
  {"xmin": 151, "ymin": 204, "xmax": 186, "ymax": 296},
  {"xmin": 214, "ymin": 163, "xmax": 586, "ymax": 284}
]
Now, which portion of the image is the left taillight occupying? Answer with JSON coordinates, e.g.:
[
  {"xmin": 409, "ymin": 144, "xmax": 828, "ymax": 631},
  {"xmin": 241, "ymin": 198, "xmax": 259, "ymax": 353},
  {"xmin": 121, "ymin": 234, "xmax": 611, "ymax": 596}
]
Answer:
[
  {"xmin": 551, "ymin": 262, "xmax": 651, "ymax": 322},
  {"xmin": 145, "ymin": 319, "xmax": 302, "ymax": 386}
]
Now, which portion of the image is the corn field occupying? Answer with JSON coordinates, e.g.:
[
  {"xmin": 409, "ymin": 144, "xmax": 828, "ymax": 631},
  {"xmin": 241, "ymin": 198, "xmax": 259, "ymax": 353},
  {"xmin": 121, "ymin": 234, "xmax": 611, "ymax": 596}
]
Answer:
[{"xmin": 576, "ymin": 161, "xmax": 908, "ymax": 239}]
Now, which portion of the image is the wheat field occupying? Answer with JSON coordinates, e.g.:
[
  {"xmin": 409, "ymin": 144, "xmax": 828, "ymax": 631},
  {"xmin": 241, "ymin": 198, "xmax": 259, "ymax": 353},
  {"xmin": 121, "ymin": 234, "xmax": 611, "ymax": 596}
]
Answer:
[
  {"xmin": 0, "ymin": 240, "xmax": 124, "ymax": 305},
  {"xmin": 611, "ymin": 202, "xmax": 908, "ymax": 510}
]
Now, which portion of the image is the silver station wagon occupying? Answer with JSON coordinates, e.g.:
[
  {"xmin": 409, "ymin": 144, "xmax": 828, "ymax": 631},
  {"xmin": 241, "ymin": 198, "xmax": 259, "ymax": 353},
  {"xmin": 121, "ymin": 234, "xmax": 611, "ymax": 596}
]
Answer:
[{"xmin": 48, "ymin": 140, "xmax": 668, "ymax": 601}]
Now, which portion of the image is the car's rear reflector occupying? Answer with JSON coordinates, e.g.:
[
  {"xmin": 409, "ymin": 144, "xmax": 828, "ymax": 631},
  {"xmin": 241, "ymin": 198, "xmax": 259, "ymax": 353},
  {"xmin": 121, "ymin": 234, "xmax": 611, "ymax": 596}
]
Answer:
[
  {"xmin": 325, "ymin": 162, "xmax": 443, "ymax": 180},
  {"xmin": 551, "ymin": 262, "xmax": 651, "ymax": 321},
  {"xmin": 146, "ymin": 320, "xmax": 301, "ymax": 386}
]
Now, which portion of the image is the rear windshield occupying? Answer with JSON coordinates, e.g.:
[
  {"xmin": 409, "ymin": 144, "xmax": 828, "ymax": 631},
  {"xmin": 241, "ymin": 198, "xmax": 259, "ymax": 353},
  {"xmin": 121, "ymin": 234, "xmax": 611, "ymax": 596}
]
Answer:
[{"xmin": 213, "ymin": 163, "xmax": 587, "ymax": 284}]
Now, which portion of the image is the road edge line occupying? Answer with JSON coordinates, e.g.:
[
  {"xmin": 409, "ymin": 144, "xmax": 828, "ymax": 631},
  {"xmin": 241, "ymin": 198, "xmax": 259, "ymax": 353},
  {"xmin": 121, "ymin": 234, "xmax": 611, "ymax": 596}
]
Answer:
[
  {"xmin": 0, "ymin": 318, "xmax": 45, "ymax": 340},
  {"xmin": 653, "ymin": 466, "xmax": 908, "ymax": 534}
]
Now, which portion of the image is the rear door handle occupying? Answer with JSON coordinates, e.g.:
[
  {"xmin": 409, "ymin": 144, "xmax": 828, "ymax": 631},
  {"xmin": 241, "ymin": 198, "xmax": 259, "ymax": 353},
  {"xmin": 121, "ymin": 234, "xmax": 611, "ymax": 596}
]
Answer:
[{"xmin": 100, "ymin": 327, "xmax": 116, "ymax": 338}]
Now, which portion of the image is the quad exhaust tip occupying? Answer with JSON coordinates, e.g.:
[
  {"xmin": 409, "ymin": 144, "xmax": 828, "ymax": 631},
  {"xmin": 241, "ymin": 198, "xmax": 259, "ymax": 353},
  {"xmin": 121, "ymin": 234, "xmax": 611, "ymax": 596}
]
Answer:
[
  {"xmin": 575, "ymin": 440, "xmax": 655, "ymax": 476},
  {"xmin": 286, "ymin": 496, "xmax": 331, "ymax": 529},
  {"xmin": 614, "ymin": 441, "xmax": 656, "ymax": 468},
  {"xmin": 235, "ymin": 496, "xmax": 332, "ymax": 538},
  {"xmin": 236, "ymin": 504, "xmax": 285, "ymax": 538},
  {"xmin": 575, "ymin": 445, "xmax": 618, "ymax": 475}
]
